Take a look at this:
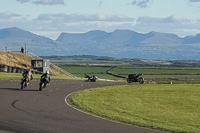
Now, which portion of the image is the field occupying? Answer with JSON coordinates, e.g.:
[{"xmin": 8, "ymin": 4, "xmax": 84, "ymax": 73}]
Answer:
[
  {"xmin": 44, "ymin": 55, "xmax": 200, "ymax": 83},
  {"xmin": 69, "ymin": 84, "xmax": 200, "ymax": 133},
  {"xmin": 59, "ymin": 65, "xmax": 200, "ymax": 83},
  {"xmin": 59, "ymin": 65, "xmax": 119, "ymax": 79},
  {"xmin": 110, "ymin": 66, "xmax": 200, "ymax": 84}
]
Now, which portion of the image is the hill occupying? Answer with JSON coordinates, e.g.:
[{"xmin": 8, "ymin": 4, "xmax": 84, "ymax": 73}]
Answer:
[
  {"xmin": 0, "ymin": 51, "xmax": 75, "ymax": 77},
  {"xmin": 0, "ymin": 51, "xmax": 32, "ymax": 69}
]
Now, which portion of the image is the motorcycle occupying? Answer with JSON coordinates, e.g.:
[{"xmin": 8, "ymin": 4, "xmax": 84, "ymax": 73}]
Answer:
[
  {"xmin": 20, "ymin": 77, "xmax": 29, "ymax": 90},
  {"xmin": 39, "ymin": 77, "xmax": 48, "ymax": 91},
  {"xmin": 127, "ymin": 73, "xmax": 144, "ymax": 84},
  {"xmin": 84, "ymin": 74, "xmax": 97, "ymax": 82}
]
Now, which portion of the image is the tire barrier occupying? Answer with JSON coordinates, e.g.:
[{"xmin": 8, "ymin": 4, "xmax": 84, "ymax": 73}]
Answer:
[
  {"xmin": 0, "ymin": 65, "xmax": 4, "ymax": 72},
  {"xmin": 7, "ymin": 66, "xmax": 12, "ymax": 73},
  {"xmin": 0, "ymin": 64, "xmax": 41, "ymax": 74},
  {"xmin": 16, "ymin": 67, "xmax": 22, "ymax": 73},
  {"xmin": 12, "ymin": 67, "xmax": 17, "ymax": 73},
  {"xmin": 0, "ymin": 65, "xmax": 8, "ymax": 72}
]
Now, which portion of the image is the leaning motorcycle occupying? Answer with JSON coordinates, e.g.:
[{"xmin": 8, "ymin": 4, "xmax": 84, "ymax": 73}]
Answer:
[
  {"xmin": 20, "ymin": 77, "xmax": 28, "ymax": 90},
  {"xmin": 39, "ymin": 77, "xmax": 48, "ymax": 91}
]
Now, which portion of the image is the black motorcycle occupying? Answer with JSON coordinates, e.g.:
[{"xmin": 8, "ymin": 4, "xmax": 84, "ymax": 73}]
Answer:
[
  {"xmin": 127, "ymin": 73, "xmax": 144, "ymax": 84},
  {"xmin": 39, "ymin": 77, "xmax": 48, "ymax": 91},
  {"xmin": 84, "ymin": 74, "xmax": 97, "ymax": 82},
  {"xmin": 20, "ymin": 77, "xmax": 28, "ymax": 90}
]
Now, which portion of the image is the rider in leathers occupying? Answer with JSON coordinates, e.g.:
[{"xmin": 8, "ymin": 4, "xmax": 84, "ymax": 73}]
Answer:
[
  {"xmin": 41, "ymin": 71, "xmax": 50, "ymax": 84},
  {"xmin": 21, "ymin": 68, "xmax": 33, "ymax": 86}
]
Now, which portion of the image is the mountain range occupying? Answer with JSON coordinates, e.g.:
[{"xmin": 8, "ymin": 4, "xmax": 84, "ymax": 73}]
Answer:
[{"xmin": 0, "ymin": 27, "xmax": 200, "ymax": 60}]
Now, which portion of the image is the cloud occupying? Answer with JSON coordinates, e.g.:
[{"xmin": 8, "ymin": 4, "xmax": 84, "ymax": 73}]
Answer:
[
  {"xmin": 98, "ymin": 0, "xmax": 103, "ymax": 8},
  {"xmin": 16, "ymin": 0, "xmax": 65, "ymax": 5},
  {"xmin": 131, "ymin": 0, "xmax": 153, "ymax": 8},
  {"xmin": 135, "ymin": 15, "xmax": 200, "ymax": 37},
  {"xmin": 189, "ymin": 0, "xmax": 200, "ymax": 2},
  {"xmin": 0, "ymin": 11, "xmax": 21, "ymax": 19},
  {"xmin": 162, "ymin": 15, "xmax": 190, "ymax": 23},
  {"xmin": 17, "ymin": 0, "xmax": 31, "ymax": 3},
  {"xmin": 36, "ymin": 13, "xmax": 135, "ymax": 22},
  {"xmin": 1, "ymin": 11, "xmax": 200, "ymax": 39}
]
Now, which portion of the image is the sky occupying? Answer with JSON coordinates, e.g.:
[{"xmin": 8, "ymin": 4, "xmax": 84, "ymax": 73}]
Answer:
[{"xmin": 0, "ymin": 0, "xmax": 200, "ymax": 40}]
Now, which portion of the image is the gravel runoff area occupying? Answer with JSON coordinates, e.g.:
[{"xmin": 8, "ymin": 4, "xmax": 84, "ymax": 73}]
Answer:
[{"xmin": 0, "ymin": 79, "xmax": 165, "ymax": 133}]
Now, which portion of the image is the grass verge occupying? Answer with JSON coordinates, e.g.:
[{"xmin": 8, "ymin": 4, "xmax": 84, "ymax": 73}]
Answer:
[
  {"xmin": 68, "ymin": 84, "xmax": 200, "ymax": 133},
  {"xmin": 0, "ymin": 72, "xmax": 71, "ymax": 80}
]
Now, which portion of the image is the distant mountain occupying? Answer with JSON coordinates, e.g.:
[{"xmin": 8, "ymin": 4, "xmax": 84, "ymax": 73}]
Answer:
[
  {"xmin": 141, "ymin": 31, "xmax": 182, "ymax": 45},
  {"xmin": 56, "ymin": 30, "xmax": 108, "ymax": 43},
  {"xmin": 56, "ymin": 30, "xmax": 182, "ymax": 46},
  {"xmin": 0, "ymin": 27, "xmax": 200, "ymax": 60},
  {"xmin": 182, "ymin": 34, "xmax": 200, "ymax": 44},
  {"xmin": 0, "ymin": 27, "xmax": 54, "ymax": 43},
  {"xmin": 55, "ymin": 29, "xmax": 193, "ymax": 59},
  {"xmin": 0, "ymin": 27, "xmax": 55, "ymax": 55}
]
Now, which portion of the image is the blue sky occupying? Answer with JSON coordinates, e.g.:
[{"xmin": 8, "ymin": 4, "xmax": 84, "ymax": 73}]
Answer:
[{"xmin": 0, "ymin": 0, "xmax": 200, "ymax": 39}]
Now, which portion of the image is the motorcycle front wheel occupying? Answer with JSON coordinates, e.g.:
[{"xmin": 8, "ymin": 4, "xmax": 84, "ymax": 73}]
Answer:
[
  {"xmin": 21, "ymin": 81, "xmax": 26, "ymax": 90},
  {"xmin": 39, "ymin": 83, "xmax": 43, "ymax": 91},
  {"xmin": 138, "ymin": 77, "xmax": 144, "ymax": 84}
]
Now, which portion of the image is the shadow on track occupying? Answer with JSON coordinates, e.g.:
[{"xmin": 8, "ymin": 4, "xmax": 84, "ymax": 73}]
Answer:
[
  {"xmin": 0, "ymin": 88, "xmax": 21, "ymax": 91},
  {"xmin": 0, "ymin": 87, "xmax": 39, "ymax": 91},
  {"xmin": 21, "ymin": 89, "xmax": 39, "ymax": 92}
]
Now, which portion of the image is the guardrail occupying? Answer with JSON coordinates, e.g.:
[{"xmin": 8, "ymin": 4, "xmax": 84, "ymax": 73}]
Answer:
[{"xmin": 50, "ymin": 63, "xmax": 77, "ymax": 78}]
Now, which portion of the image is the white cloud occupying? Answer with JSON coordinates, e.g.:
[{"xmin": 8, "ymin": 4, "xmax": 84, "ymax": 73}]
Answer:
[
  {"xmin": 0, "ymin": 11, "xmax": 200, "ymax": 39},
  {"xmin": 131, "ymin": 0, "xmax": 153, "ymax": 8},
  {"xmin": 135, "ymin": 15, "xmax": 200, "ymax": 37},
  {"xmin": 0, "ymin": 11, "xmax": 21, "ymax": 19},
  {"xmin": 189, "ymin": 0, "xmax": 200, "ymax": 2},
  {"xmin": 161, "ymin": 15, "xmax": 190, "ymax": 23},
  {"xmin": 16, "ymin": 0, "xmax": 65, "ymax": 5},
  {"xmin": 36, "ymin": 13, "xmax": 135, "ymax": 22}
]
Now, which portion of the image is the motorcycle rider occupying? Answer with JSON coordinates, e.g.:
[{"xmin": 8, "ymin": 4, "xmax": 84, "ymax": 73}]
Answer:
[
  {"xmin": 21, "ymin": 68, "xmax": 33, "ymax": 86},
  {"xmin": 92, "ymin": 75, "xmax": 97, "ymax": 81},
  {"xmin": 85, "ymin": 74, "xmax": 91, "ymax": 81},
  {"xmin": 41, "ymin": 71, "xmax": 50, "ymax": 84}
]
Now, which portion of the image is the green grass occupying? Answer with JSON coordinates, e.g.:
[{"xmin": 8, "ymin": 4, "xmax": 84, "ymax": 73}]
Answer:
[
  {"xmin": 110, "ymin": 66, "xmax": 200, "ymax": 83},
  {"xmin": 60, "ymin": 66, "xmax": 118, "ymax": 79},
  {"xmin": 69, "ymin": 84, "xmax": 200, "ymax": 133},
  {"xmin": 0, "ymin": 72, "xmax": 69, "ymax": 80},
  {"xmin": 111, "ymin": 66, "xmax": 200, "ymax": 75},
  {"xmin": 0, "ymin": 72, "xmax": 22, "ymax": 80},
  {"xmin": 58, "ymin": 65, "xmax": 200, "ymax": 83}
]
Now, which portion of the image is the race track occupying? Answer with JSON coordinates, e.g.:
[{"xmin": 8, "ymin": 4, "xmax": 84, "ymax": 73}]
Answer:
[{"xmin": 0, "ymin": 79, "xmax": 164, "ymax": 133}]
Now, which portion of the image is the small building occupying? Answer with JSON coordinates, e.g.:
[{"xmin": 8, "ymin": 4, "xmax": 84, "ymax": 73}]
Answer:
[{"xmin": 31, "ymin": 59, "xmax": 50, "ymax": 73}]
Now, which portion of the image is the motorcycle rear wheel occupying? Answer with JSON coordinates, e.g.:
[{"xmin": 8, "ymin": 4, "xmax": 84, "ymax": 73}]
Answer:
[
  {"xmin": 21, "ymin": 81, "xmax": 26, "ymax": 90},
  {"xmin": 127, "ymin": 78, "xmax": 132, "ymax": 83}
]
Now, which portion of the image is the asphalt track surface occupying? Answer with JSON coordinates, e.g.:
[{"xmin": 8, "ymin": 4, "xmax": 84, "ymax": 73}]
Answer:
[{"xmin": 0, "ymin": 79, "xmax": 165, "ymax": 133}]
